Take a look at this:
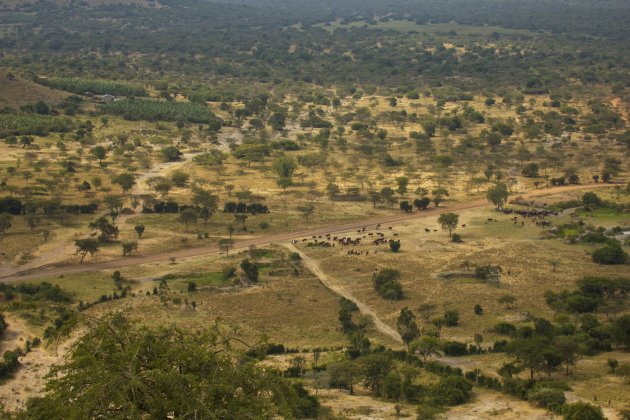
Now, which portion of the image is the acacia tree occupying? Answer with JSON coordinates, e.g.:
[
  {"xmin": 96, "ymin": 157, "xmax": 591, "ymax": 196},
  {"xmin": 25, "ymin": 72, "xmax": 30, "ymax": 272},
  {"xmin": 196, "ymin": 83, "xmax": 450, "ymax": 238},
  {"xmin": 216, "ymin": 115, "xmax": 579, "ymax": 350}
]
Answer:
[
  {"xmin": 431, "ymin": 188, "xmax": 449, "ymax": 207},
  {"xmin": 411, "ymin": 336, "xmax": 442, "ymax": 363},
  {"xmin": 192, "ymin": 188, "xmax": 218, "ymax": 226},
  {"xmin": 18, "ymin": 315, "xmax": 318, "ymax": 419},
  {"xmin": 75, "ymin": 238, "xmax": 99, "ymax": 263},
  {"xmin": 438, "ymin": 212, "xmax": 459, "ymax": 237},
  {"xmin": 178, "ymin": 208, "xmax": 197, "ymax": 232},
  {"xmin": 487, "ymin": 182, "xmax": 509, "ymax": 210},
  {"xmin": 219, "ymin": 238, "xmax": 234, "ymax": 256},
  {"xmin": 111, "ymin": 173, "xmax": 136, "ymax": 194}
]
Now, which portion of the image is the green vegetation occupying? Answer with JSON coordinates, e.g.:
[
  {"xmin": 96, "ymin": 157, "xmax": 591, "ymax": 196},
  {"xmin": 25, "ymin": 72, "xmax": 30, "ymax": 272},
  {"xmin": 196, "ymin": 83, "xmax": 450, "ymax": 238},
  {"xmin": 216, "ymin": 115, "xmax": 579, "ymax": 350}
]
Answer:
[
  {"xmin": 35, "ymin": 77, "xmax": 147, "ymax": 97},
  {"xmin": 101, "ymin": 99, "xmax": 222, "ymax": 126},
  {"xmin": 372, "ymin": 268, "xmax": 404, "ymax": 300},
  {"xmin": 0, "ymin": 114, "xmax": 72, "ymax": 136},
  {"xmin": 16, "ymin": 315, "xmax": 319, "ymax": 419}
]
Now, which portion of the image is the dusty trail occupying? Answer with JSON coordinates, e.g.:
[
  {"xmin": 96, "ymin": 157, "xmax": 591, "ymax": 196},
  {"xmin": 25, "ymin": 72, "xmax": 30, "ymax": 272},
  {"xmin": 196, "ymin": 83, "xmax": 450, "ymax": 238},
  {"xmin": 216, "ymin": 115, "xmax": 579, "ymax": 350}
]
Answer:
[
  {"xmin": 284, "ymin": 243, "xmax": 403, "ymax": 343},
  {"xmin": 0, "ymin": 183, "xmax": 617, "ymax": 282}
]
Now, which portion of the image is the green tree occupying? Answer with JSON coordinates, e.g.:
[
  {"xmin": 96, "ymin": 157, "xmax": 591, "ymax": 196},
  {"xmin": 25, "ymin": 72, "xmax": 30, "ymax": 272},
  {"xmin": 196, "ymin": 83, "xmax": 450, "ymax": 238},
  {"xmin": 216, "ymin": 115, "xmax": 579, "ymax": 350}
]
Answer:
[
  {"xmin": 192, "ymin": 188, "xmax": 218, "ymax": 226},
  {"xmin": 272, "ymin": 156, "xmax": 297, "ymax": 180},
  {"xmin": 161, "ymin": 146, "xmax": 183, "ymax": 162},
  {"xmin": 554, "ymin": 336, "xmax": 583, "ymax": 375},
  {"xmin": 360, "ymin": 353, "xmax": 393, "ymax": 396},
  {"xmin": 219, "ymin": 238, "xmax": 234, "ymax": 256},
  {"xmin": 75, "ymin": 238, "xmax": 100, "ymax": 263},
  {"xmin": 111, "ymin": 173, "xmax": 136, "ymax": 194},
  {"xmin": 486, "ymin": 182, "xmax": 509, "ymax": 210},
  {"xmin": 90, "ymin": 146, "xmax": 107, "ymax": 162},
  {"xmin": 438, "ymin": 212, "xmax": 459, "ymax": 237},
  {"xmin": 395, "ymin": 176, "xmax": 409, "ymax": 197},
  {"xmin": 19, "ymin": 315, "xmax": 318, "ymax": 419},
  {"xmin": 396, "ymin": 307, "xmax": 420, "ymax": 352},
  {"xmin": 134, "ymin": 224, "xmax": 145, "ymax": 239},
  {"xmin": 178, "ymin": 208, "xmax": 197, "ymax": 232},
  {"xmin": 89, "ymin": 217, "xmax": 119, "ymax": 242},
  {"xmin": 0, "ymin": 213, "xmax": 12, "ymax": 235},
  {"xmin": 431, "ymin": 188, "xmax": 449, "ymax": 207},
  {"xmin": 506, "ymin": 337, "xmax": 549, "ymax": 379},
  {"xmin": 411, "ymin": 336, "xmax": 442, "ymax": 363},
  {"xmin": 170, "ymin": 171, "xmax": 190, "ymax": 187},
  {"xmin": 122, "ymin": 241, "xmax": 138, "ymax": 257}
]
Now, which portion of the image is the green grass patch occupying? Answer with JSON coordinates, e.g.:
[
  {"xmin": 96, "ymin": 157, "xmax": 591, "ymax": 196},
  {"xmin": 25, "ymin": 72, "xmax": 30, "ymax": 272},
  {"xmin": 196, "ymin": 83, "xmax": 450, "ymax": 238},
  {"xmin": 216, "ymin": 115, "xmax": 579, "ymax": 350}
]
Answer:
[
  {"xmin": 159, "ymin": 271, "xmax": 226, "ymax": 291},
  {"xmin": 19, "ymin": 272, "xmax": 117, "ymax": 303}
]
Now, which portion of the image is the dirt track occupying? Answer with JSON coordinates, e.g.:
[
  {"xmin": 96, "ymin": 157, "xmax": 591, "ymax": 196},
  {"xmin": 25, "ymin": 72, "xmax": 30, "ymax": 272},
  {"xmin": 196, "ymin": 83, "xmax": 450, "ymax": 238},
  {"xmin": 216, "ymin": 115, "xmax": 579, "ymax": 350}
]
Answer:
[
  {"xmin": 284, "ymin": 243, "xmax": 403, "ymax": 343},
  {"xmin": 0, "ymin": 183, "xmax": 616, "ymax": 282}
]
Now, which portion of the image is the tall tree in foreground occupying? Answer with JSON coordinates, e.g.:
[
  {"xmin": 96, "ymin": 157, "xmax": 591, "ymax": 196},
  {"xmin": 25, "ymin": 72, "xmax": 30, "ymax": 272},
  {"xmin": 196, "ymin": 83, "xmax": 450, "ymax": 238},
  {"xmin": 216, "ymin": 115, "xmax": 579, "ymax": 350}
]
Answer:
[{"xmin": 18, "ymin": 315, "xmax": 318, "ymax": 419}]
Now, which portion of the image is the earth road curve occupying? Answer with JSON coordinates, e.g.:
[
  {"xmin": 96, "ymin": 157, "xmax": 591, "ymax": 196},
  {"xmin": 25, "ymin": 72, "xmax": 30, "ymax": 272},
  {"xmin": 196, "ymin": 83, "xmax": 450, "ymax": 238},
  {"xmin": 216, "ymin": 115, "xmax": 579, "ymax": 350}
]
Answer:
[{"xmin": 0, "ymin": 183, "xmax": 617, "ymax": 282}]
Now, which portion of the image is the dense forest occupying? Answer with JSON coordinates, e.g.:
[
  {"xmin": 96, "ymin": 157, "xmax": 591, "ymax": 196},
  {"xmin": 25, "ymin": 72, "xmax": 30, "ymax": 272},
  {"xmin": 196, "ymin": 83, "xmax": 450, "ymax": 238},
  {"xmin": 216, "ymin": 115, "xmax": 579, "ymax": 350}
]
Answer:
[{"xmin": 0, "ymin": 0, "xmax": 629, "ymax": 97}]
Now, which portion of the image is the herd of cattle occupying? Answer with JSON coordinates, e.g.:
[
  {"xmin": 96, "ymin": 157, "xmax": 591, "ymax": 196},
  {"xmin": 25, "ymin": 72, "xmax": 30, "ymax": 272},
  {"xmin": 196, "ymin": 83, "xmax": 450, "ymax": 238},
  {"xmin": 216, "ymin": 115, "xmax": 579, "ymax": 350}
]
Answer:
[{"xmin": 290, "ymin": 208, "xmax": 558, "ymax": 254}]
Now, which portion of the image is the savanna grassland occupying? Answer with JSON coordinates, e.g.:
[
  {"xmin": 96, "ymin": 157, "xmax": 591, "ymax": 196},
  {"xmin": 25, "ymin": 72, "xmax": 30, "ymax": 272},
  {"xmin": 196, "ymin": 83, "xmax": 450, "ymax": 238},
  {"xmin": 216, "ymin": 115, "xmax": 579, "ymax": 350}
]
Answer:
[{"xmin": 0, "ymin": 0, "xmax": 629, "ymax": 418}]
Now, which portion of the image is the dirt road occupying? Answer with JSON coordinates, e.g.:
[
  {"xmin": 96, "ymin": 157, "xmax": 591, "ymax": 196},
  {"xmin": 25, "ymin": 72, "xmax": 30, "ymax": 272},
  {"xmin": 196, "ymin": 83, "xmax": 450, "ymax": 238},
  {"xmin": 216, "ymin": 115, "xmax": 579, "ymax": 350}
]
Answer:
[
  {"xmin": 0, "ymin": 183, "xmax": 617, "ymax": 282},
  {"xmin": 284, "ymin": 243, "xmax": 403, "ymax": 343}
]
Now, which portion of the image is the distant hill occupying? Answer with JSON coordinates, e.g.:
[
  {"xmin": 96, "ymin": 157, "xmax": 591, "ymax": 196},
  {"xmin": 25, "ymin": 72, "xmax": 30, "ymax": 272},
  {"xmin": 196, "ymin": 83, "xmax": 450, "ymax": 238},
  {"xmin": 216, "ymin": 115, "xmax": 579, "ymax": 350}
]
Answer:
[
  {"xmin": 0, "ymin": 0, "xmax": 160, "ymax": 9},
  {"xmin": 0, "ymin": 70, "xmax": 68, "ymax": 109}
]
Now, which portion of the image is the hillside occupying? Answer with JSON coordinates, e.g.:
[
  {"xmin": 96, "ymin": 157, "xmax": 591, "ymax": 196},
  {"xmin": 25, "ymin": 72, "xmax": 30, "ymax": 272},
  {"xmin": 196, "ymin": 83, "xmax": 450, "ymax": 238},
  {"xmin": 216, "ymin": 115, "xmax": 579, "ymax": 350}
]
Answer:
[{"xmin": 0, "ymin": 70, "xmax": 68, "ymax": 109}]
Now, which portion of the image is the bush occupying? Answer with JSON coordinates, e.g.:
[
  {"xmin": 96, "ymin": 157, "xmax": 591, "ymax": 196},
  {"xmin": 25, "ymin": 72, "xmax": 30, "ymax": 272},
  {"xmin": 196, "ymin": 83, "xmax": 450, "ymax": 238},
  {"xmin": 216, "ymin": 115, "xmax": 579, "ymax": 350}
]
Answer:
[
  {"xmin": 528, "ymin": 387, "xmax": 566, "ymax": 413},
  {"xmin": 430, "ymin": 376, "xmax": 473, "ymax": 406},
  {"xmin": 240, "ymin": 260, "xmax": 259, "ymax": 283},
  {"xmin": 562, "ymin": 402, "xmax": 605, "ymax": 420},
  {"xmin": 443, "ymin": 341, "xmax": 468, "ymax": 356},
  {"xmin": 444, "ymin": 310, "xmax": 459, "ymax": 326},
  {"xmin": 582, "ymin": 192, "xmax": 602, "ymax": 208},
  {"xmin": 451, "ymin": 233, "xmax": 463, "ymax": 243},
  {"xmin": 592, "ymin": 243, "xmax": 628, "ymax": 265},
  {"xmin": 373, "ymin": 269, "xmax": 404, "ymax": 300},
  {"xmin": 221, "ymin": 266, "xmax": 236, "ymax": 280},
  {"xmin": 492, "ymin": 322, "xmax": 516, "ymax": 336}
]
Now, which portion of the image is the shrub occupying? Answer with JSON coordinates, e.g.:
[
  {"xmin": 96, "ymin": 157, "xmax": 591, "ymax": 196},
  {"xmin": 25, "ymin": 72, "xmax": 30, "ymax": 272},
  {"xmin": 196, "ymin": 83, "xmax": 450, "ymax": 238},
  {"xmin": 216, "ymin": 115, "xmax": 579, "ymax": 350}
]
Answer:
[
  {"xmin": 592, "ymin": 243, "xmax": 628, "ymax": 265},
  {"xmin": 582, "ymin": 192, "xmax": 602, "ymax": 208},
  {"xmin": 221, "ymin": 266, "xmax": 236, "ymax": 280},
  {"xmin": 528, "ymin": 387, "xmax": 566, "ymax": 413},
  {"xmin": 430, "ymin": 376, "xmax": 473, "ymax": 406},
  {"xmin": 443, "ymin": 341, "xmax": 468, "ymax": 356},
  {"xmin": 373, "ymin": 269, "xmax": 404, "ymax": 300},
  {"xmin": 444, "ymin": 310, "xmax": 459, "ymax": 326},
  {"xmin": 493, "ymin": 322, "xmax": 517, "ymax": 336},
  {"xmin": 240, "ymin": 260, "xmax": 259, "ymax": 283},
  {"xmin": 562, "ymin": 402, "xmax": 605, "ymax": 420}
]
